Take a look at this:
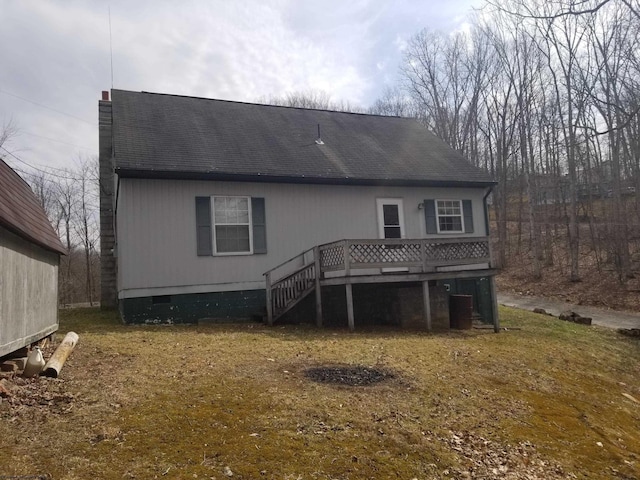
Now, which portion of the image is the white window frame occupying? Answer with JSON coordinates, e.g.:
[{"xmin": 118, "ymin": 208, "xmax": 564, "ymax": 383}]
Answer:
[
  {"xmin": 212, "ymin": 195, "xmax": 253, "ymax": 255},
  {"xmin": 435, "ymin": 199, "xmax": 464, "ymax": 234}
]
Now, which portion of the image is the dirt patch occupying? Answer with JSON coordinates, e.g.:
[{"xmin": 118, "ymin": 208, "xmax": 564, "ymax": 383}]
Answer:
[
  {"xmin": 304, "ymin": 365, "xmax": 394, "ymax": 386},
  {"xmin": 0, "ymin": 340, "xmax": 76, "ymax": 418},
  {"xmin": 0, "ymin": 376, "xmax": 76, "ymax": 417}
]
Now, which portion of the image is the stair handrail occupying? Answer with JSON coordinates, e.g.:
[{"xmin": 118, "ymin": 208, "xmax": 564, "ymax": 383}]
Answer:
[{"xmin": 262, "ymin": 246, "xmax": 315, "ymax": 278}]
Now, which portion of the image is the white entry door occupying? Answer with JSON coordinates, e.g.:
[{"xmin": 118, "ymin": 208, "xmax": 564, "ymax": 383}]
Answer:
[{"xmin": 376, "ymin": 199, "xmax": 407, "ymax": 272}]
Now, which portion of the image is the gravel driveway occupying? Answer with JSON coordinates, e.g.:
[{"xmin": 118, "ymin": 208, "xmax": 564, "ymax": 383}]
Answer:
[{"xmin": 498, "ymin": 292, "xmax": 640, "ymax": 330}]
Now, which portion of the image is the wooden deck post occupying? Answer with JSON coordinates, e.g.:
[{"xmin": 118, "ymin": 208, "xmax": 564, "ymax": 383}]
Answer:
[
  {"xmin": 422, "ymin": 280, "xmax": 432, "ymax": 331},
  {"xmin": 265, "ymin": 272, "xmax": 273, "ymax": 326},
  {"xmin": 345, "ymin": 283, "xmax": 355, "ymax": 332},
  {"xmin": 313, "ymin": 247, "xmax": 323, "ymax": 328},
  {"xmin": 489, "ymin": 275, "xmax": 500, "ymax": 333}
]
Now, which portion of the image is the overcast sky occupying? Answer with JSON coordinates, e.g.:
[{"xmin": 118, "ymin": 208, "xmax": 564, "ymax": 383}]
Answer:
[{"xmin": 0, "ymin": 0, "xmax": 480, "ymax": 174}]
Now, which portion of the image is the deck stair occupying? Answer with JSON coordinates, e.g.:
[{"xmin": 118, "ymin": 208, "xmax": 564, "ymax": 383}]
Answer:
[{"xmin": 264, "ymin": 237, "xmax": 495, "ymax": 329}]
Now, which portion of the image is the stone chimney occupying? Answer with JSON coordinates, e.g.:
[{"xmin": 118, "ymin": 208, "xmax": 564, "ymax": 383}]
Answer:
[{"xmin": 99, "ymin": 90, "xmax": 117, "ymax": 308}]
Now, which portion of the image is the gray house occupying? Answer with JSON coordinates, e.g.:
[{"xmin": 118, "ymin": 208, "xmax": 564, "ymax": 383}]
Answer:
[
  {"xmin": 99, "ymin": 89, "xmax": 498, "ymax": 330},
  {"xmin": 0, "ymin": 160, "xmax": 65, "ymax": 357}
]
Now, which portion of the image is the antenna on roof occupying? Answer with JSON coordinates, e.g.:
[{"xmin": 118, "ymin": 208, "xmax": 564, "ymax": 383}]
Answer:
[
  {"xmin": 109, "ymin": 6, "xmax": 114, "ymax": 89},
  {"xmin": 315, "ymin": 123, "xmax": 324, "ymax": 145}
]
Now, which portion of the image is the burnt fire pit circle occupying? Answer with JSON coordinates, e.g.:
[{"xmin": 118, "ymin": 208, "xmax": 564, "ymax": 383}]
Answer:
[{"xmin": 304, "ymin": 365, "xmax": 393, "ymax": 386}]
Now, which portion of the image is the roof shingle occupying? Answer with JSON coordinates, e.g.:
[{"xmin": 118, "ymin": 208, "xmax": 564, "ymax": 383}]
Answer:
[
  {"xmin": 111, "ymin": 89, "xmax": 495, "ymax": 187},
  {"xmin": 0, "ymin": 160, "xmax": 66, "ymax": 255}
]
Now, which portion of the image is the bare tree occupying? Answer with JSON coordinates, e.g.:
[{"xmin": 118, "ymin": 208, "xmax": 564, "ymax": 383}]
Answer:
[
  {"xmin": 368, "ymin": 86, "xmax": 417, "ymax": 117},
  {"xmin": 0, "ymin": 119, "xmax": 18, "ymax": 153},
  {"xmin": 481, "ymin": 11, "xmax": 546, "ymax": 277},
  {"xmin": 23, "ymin": 170, "xmax": 58, "ymax": 224},
  {"xmin": 486, "ymin": 0, "xmax": 640, "ymax": 20},
  {"xmin": 73, "ymin": 156, "xmax": 100, "ymax": 306},
  {"xmin": 54, "ymin": 170, "xmax": 77, "ymax": 305},
  {"xmin": 258, "ymin": 90, "xmax": 364, "ymax": 112},
  {"xmin": 401, "ymin": 28, "xmax": 489, "ymax": 159}
]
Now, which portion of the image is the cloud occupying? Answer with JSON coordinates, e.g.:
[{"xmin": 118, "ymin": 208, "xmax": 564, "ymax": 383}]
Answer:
[{"xmin": 0, "ymin": 0, "xmax": 480, "ymax": 171}]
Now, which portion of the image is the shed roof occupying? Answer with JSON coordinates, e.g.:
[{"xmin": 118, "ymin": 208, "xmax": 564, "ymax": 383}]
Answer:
[
  {"xmin": 111, "ymin": 89, "xmax": 495, "ymax": 187},
  {"xmin": 0, "ymin": 160, "xmax": 66, "ymax": 255}
]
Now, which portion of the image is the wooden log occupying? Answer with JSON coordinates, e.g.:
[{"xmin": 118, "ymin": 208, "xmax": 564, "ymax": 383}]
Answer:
[{"xmin": 42, "ymin": 332, "xmax": 79, "ymax": 378}]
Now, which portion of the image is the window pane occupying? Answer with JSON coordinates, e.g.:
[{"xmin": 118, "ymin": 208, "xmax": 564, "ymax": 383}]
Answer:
[
  {"xmin": 439, "ymin": 216, "xmax": 462, "ymax": 232},
  {"xmin": 238, "ymin": 237, "xmax": 250, "ymax": 251},
  {"xmin": 216, "ymin": 225, "xmax": 250, "ymax": 252},
  {"xmin": 382, "ymin": 204, "xmax": 399, "ymax": 226},
  {"xmin": 213, "ymin": 197, "xmax": 251, "ymax": 251},
  {"xmin": 216, "ymin": 237, "xmax": 233, "ymax": 253},
  {"xmin": 237, "ymin": 211, "xmax": 249, "ymax": 223},
  {"xmin": 437, "ymin": 200, "xmax": 461, "ymax": 216},
  {"xmin": 238, "ymin": 227, "xmax": 250, "ymax": 240},
  {"xmin": 214, "ymin": 196, "xmax": 250, "ymax": 225},
  {"xmin": 436, "ymin": 200, "xmax": 463, "ymax": 233},
  {"xmin": 216, "ymin": 226, "xmax": 228, "ymax": 240},
  {"xmin": 214, "ymin": 198, "xmax": 227, "ymax": 223}
]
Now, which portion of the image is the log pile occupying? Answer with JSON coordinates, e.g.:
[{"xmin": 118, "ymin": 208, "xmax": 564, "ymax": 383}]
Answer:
[{"xmin": 559, "ymin": 311, "xmax": 593, "ymax": 325}]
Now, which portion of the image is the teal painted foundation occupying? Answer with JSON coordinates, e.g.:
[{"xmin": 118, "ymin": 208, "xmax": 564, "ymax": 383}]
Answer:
[
  {"xmin": 119, "ymin": 289, "xmax": 266, "ymax": 324},
  {"xmin": 117, "ymin": 276, "xmax": 494, "ymax": 326}
]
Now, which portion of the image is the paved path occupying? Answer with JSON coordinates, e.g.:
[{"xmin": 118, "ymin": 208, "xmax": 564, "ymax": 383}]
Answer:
[{"xmin": 497, "ymin": 292, "xmax": 640, "ymax": 330}]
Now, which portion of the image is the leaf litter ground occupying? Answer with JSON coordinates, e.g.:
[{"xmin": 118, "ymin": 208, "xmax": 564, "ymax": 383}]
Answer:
[{"xmin": 0, "ymin": 306, "xmax": 639, "ymax": 479}]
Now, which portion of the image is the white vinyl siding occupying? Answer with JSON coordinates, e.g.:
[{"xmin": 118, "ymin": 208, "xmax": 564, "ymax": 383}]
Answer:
[{"xmin": 116, "ymin": 179, "xmax": 488, "ymax": 297}]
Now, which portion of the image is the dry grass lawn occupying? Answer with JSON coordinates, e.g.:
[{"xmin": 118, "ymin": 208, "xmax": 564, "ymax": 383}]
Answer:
[{"xmin": 1, "ymin": 306, "xmax": 639, "ymax": 479}]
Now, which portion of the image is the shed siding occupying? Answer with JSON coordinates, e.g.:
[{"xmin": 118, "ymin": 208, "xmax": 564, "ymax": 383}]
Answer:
[
  {"xmin": 116, "ymin": 178, "xmax": 488, "ymax": 298},
  {"xmin": 0, "ymin": 226, "xmax": 59, "ymax": 356}
]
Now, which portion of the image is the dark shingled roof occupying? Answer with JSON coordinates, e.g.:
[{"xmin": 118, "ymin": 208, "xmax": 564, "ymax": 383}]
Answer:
[
  {"xmin": 0, "ymin": 160, "xmax": 66, "ymax": 255},
  {"xmin": 111, "ymin": 89, "xmax": 495, "ymax": 187}
]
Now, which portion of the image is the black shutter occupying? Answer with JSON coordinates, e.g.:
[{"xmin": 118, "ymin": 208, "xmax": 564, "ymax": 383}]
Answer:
[
  {"xmin": 252, "ymin": 197, "xmax": 267, "ymax": 254},
  {"xmin": 463, "ymin": 199, "xmax": 474, "ymax": 233},
  {"xmin": 195, "ymin": 197, "xmax": 212, "ymax": 256},
  {"xmin": 424, "ymin": 199, "xmax": 437, "ymax": 234}
]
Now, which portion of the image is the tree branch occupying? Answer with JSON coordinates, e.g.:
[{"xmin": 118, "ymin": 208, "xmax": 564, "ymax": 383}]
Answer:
[{"xmin": 486, "ymin": 0, "xmax": 639, "ymax": 20}]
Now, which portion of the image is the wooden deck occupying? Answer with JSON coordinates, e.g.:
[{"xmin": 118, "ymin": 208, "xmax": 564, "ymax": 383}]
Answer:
[{"xmin": 264, "ymin": 238, "xmax": 499, "ymax": 332}]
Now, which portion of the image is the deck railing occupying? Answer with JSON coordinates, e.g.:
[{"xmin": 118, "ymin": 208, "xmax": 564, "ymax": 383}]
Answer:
[
  {"xmin": 319, "ymin": 237, "xmax": 491, "ymax": 272},
  {"xmin": 265, "ymin": 237, "xmax": 491, "ymax": 324}
]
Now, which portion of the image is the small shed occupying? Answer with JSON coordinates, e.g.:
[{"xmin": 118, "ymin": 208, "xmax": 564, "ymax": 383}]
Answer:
[{"xmin": 0, "ymin": 160, "xmax": 66, "ymax": 357}]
